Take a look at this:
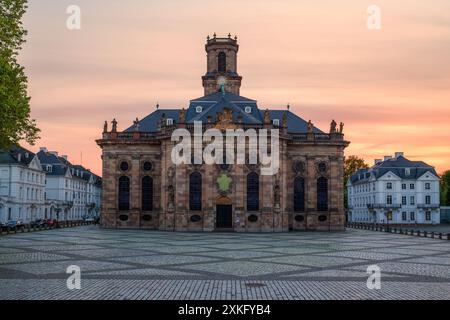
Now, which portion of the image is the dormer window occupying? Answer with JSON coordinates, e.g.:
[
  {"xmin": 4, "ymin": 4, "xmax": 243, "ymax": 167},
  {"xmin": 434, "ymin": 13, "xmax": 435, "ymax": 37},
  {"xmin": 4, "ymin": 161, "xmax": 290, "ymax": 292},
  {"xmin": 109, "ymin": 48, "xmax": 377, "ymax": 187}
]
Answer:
[
  {"xmin": 46, "ymin": 165, "xmax": 52, "ymax": 172},
  {"xmin": 405, "ymin": 168, "xmax": 410, "ymax": 175},
  {"xmin": 272, "ymin": 119, "xmax": 280, "ymax": 126},
  {"xmin": 166, "ymin": 118, "xmax": 174, "ymax": 126},
  {"xmin": 244, "ymin": 106, "xmax": 252, "ymax": 114},
  {"xmin": 196, "ymin": 106, "xmax": 203, "ymax": 113}
]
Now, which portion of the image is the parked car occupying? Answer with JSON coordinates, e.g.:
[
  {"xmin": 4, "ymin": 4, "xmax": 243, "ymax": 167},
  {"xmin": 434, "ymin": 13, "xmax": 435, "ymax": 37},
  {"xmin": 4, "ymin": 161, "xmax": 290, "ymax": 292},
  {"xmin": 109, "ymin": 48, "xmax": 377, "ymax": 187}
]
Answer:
[
  {"xmin": 30, "ymin": 219, "xmax": 47, "ymax": 228},
  {"xmin": 4, "ymin": 220, "xmax": 25, "ymax": 232},
  {"xmin": 84, "ymin": 217, "xmax": 95, "ymax": 222},
  {"xmin": 46, "ymin": 219, "xmax": 58, "ymax": 228}
]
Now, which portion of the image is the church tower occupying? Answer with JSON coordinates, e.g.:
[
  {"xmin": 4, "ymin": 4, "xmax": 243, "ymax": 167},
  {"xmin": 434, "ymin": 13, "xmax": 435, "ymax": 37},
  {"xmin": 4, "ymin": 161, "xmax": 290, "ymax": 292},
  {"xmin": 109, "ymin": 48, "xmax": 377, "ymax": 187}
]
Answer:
[{"xmin": 202, "ymin": 34, "xmax": 242, "ymax": 96}]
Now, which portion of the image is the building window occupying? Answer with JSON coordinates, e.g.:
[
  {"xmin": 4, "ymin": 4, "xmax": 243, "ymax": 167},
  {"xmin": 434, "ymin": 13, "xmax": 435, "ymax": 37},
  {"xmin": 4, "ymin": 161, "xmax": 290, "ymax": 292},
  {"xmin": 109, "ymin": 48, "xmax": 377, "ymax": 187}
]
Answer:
[
  {"xmin": 405, "ymin": 168, "xmax": 411, "ymax": 175},
  {"xmin": 166, "ymin": 118, "xmax": 173, "ymax": 126},
  {"xmin": 386, "ymin": 195, "xmax": 392, "ymax": 205},
  {"xmin": 387, "ymin": 211, "xmax": 393, "ymax": 220},
  {"xmin": 317, "ymin": 177, "xmax": 328, "ymax": 212},
  {"xmin": 272, "ymin": 119, "xmax": 280, "ymax": 126},
  {"xmin": 244, "ymin": 106, "xmax": 252, "ymax": 114},
  {"xmin": 141, "ymin": 176, "xmax": 153, "ymax": 211},
  {"xmin": 189, "ymin": 172, "xmax": 202, "ymax": 211},
  {"xmin": 425, "ymin": 195, "xmax": 431, "ymax": 205},
  {"xmin": 196, "ymin": 106, "xmax": 203, "ymax": 113},
  {"xmin": 425, "ymin": 183, "xmax": 431, "ymax": 190},
  {"xmin": 143, "ymin": 161, "xmax": 153, "ymax": 172},
  {"xmin": 410, "ymin": 196, "xmax": 415, "ymax": 205},
  {"xmin": 401, "ymin": 183, "xmax": 406, "ymax": 190},
  {"xmin": 402, "ymin": 196, "xmax": 407, "ymax": 206},
  {"xmin": 118, "ymin": 176, "xmax": 130, "ymax": 211},
  {"xmin": 218, "ymin": 52, "xmax": 226, "ymax": 72},
  {"xmin": 410, "ymin": 183, "xmax": 415, "ymax": 189},
  {"xmin": 426, "ymin": 211, "xmax": 431, "ymax": 221},
  {"xmin": 247, "ymin": 172, "xmax": 259, "ymax": 211},
  {"xmin": 120, "ymin": 161, "xmax": 129, "ymax": 172},
  {"xmin": 386, "ymin": 182, "xmax": 392, "ymax": 190},
  {"xmin": 293, "ymin": 177, "xmax": 305, "ymax": 212},
  {"xmin": 410, "ymin": 212, "xmax": 415, "ymax": 220},
  {"xmin": 402, "ymin": 212, "xmax": 407, "ymax": 221}
]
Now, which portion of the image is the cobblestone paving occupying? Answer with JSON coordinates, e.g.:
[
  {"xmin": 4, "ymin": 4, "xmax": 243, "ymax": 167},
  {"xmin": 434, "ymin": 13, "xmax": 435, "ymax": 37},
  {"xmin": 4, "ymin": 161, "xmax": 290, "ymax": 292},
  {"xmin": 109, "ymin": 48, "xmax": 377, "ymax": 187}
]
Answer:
[{"xmin": 0, "ymin": 226, "xmax": 450, "ymax": 300}]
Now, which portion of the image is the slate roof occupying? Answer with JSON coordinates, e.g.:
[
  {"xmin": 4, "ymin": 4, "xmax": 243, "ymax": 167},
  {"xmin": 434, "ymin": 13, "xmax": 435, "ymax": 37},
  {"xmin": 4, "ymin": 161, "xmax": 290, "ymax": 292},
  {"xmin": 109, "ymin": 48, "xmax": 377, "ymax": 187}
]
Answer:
[
  {"xmin": 37, "ymin": 151, "xmax": 102, "ymax": 183},
  {"xmin": 349, "ymin": 156, "xmax": 438, "ymax": 185},
  {"xmin": 0, "ymin": 145, "xmax": 36, "ymax": 166},
  {"xmin": 125, "ymin": 92, "xmax": 323, "ymax": 133}
]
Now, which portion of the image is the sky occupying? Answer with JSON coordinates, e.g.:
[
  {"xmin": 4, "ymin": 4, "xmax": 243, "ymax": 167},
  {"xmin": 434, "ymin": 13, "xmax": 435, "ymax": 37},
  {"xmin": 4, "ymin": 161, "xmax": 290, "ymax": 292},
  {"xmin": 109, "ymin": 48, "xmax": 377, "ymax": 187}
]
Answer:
[{"xmin": 20, "ymin": 0, "xmax": 450, "ymax": 175}]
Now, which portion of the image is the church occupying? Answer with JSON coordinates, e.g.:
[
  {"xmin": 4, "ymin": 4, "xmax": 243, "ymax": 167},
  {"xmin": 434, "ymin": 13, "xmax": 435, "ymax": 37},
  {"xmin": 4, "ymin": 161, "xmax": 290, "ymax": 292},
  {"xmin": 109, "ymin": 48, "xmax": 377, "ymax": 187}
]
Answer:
[{"xmin": 96, "ymin": 35, "xmax": 349, "ymax": 232}]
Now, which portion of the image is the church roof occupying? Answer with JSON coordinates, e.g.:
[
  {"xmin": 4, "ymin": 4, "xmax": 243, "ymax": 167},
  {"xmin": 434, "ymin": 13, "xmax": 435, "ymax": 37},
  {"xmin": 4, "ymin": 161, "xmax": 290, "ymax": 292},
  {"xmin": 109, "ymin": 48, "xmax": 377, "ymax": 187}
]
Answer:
[
  {"xmin": 349, "ymin": 156, "xmax": 439, "ymax": 184},
  {"xmin": 124, "ymin": 92, "xmax": 323, "ymax": 134}
]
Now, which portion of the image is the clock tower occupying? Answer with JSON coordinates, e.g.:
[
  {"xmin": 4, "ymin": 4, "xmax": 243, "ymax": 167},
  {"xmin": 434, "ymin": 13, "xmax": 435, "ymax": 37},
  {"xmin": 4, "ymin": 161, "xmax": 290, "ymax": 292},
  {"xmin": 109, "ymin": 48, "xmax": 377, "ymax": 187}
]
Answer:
[{"xmin": 202, "ymin": 34, "xmax": 242, "ymax": 96}]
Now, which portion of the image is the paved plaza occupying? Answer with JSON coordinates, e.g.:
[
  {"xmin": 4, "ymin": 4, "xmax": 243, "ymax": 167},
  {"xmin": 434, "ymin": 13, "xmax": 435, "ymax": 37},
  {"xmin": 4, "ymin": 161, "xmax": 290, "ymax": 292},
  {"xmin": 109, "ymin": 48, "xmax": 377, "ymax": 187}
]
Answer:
[{"xmin": 0, "ymin": 226, "xmax": 450, "ymax": 300}]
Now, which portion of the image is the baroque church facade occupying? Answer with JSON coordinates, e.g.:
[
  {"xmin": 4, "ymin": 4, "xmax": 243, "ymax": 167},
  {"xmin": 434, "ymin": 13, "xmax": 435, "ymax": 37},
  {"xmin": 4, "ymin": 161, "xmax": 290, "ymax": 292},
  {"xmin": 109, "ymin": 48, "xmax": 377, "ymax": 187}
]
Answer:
[{"xmin": 97, "ymin": 35, "xmax": 349, "ymax": 232}]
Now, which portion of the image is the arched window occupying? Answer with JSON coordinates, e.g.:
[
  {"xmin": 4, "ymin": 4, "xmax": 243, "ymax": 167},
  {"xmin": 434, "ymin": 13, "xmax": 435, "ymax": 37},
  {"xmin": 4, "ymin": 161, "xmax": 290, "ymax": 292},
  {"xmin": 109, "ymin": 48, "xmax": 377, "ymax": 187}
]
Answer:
[
  {"xmin": 218, "ymin": 52, "xmax": 226, "ymax": 72},
  {"xmin": 294, "ymin": 177, "xmax": 305, "ymax": 212},
  {"xmin": 189, "ymin": 172, "xmax": 202, "ymax": 211},
  {"xmin": 142, "ymin": 176, "xmax": 153, "ymax": 211},
  {"xmin": 247, "ymin": 172, "xmax": 259, "ymax": 211},
  {"xmin": 118, "ymin": 176, "xmax": 130, "ymax": 211},
  {"xmin": 317, "ymin": 177, "xmax": 328, "ymax": 212}
]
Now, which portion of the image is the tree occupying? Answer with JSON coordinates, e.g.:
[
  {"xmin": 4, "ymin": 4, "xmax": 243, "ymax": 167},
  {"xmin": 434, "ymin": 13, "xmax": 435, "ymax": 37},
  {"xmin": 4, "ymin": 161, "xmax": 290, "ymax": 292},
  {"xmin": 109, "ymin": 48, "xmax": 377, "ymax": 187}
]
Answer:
[
  {"xmin": 0, "ymin": 0, "xmax": 39, "ymax": 149},
  {"xmin": 344, "ymin": 155, "xmax": 369, "ymax": 209},
  {"xmin": 440, "ymin": 170, "xmax": 450, "ymax": 206}
]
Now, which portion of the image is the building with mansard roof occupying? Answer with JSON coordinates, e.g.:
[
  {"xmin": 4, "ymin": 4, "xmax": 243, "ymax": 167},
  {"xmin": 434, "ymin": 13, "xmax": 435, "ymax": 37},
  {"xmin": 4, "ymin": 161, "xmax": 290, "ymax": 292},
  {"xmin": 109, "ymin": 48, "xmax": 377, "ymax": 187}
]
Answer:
[
  {"xmin": 97, "ymin": 35, "xmax": 349, "ymax": 232},
  {"xmin": 347, "ymin": 152, "xmax": 440, "ymax": 225}
]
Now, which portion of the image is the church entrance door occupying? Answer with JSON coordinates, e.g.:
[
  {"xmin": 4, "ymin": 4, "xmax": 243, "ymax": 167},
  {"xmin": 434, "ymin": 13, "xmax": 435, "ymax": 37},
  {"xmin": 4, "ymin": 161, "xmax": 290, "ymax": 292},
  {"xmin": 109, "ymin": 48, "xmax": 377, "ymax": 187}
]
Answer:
[{"xmin": 216, "ymin": 205, "xmax": 233, "ymax": 229}]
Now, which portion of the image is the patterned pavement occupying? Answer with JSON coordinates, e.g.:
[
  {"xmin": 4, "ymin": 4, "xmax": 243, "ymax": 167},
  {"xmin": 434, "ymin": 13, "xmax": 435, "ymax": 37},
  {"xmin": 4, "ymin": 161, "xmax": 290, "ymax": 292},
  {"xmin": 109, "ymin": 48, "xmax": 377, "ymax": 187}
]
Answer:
[{"xmin": 1, "ymin": 226, "xmax": 450, "ymax": 300}]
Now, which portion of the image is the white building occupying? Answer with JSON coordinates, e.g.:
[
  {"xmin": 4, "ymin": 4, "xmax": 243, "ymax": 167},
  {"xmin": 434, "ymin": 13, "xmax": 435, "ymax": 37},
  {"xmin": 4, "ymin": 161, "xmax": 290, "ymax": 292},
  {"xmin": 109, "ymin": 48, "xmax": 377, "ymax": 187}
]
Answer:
[
  {"xmin": 37, "ymin": 148, "xmax": 102, "ymax": 221},
  {"xmin": 0, "ymin": 146, "xmax": 46, "ymax": 223},
  {"xmin": 347, "ymin": 152, "xmax": 440, "ymax": 225}
]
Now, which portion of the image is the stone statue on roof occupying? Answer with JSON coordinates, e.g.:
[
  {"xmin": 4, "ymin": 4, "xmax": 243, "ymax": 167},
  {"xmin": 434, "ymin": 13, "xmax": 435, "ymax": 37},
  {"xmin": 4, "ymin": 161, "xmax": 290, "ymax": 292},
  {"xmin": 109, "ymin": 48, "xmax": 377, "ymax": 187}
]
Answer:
[
  {"xmin": 133, "ymin": 118, "xmax": 140, "ymax": 131},
  {"xmin": 307, "ymin": 120, "xmax": 314, "ymax": 134},
  {"xmin": 264, "ymin": 109, "xmax": 270, "ymax": 124},
  {"xmin": 179, "ymin": 108, "xmax": 186, "ymax": 124},
  {"xmin": 111, "ymin": 119, "xmax": 117, "ymax": 132},
  {"xmin": 103, "ymin": 121, "xmax": 108, "ymax": 133},
  {"xmin": 339, "ymin": 122, "xmax": 344, "ymax": 133},
  {"xmin": 330, "ymin": 119, "xmax": 337, "ymax": 133}
]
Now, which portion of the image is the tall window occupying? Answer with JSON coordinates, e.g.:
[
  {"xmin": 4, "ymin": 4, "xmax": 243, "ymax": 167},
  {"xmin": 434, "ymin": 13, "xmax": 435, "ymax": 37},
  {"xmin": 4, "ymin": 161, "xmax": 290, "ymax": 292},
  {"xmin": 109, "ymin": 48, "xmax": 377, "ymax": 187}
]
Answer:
[
  {"xmin": 118, "ymin": 176, "xmax": 130, "ymax": 211},
  {"xmin": 425, "ymin": 195, "xmax": 431, "ymax": 205},
  {"xmin": 142, "ymin": 176, "xmax": 153, "ymax": 211},
  {"xmin": 247, "ymin": 172, "xmax": 259, "ymax": 211},
  {"xmin": 294, "ymin": 177, "xmax": 305, "ymax": 212},
  {"xmin": 386, "ymin": 195, "xmax": 393, "ymax": 205},
  {"xmin": 189, "ymin": 172, "xmax": 202, "ymax": 211},
  {"xmin": 317, "ymin": 177, "xmax": 328, "ymax": 211},
  {"xmin": 218, "ymin": 52, "xmax": 226, "ymax": 72}
]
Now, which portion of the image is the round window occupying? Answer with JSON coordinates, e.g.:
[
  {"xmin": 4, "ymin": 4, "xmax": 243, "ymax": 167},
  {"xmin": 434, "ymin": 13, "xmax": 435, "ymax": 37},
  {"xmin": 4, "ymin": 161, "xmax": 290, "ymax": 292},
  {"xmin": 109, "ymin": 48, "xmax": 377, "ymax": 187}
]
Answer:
[
  {"xmin": 143, "ymin": 161, "xmax": 153, "ymax": 172},
  {"xmin": 120, "ymin": 161, "xmax": 129, "ymax": 172},
  {"xmin": 295, "ymin": 215, "xmax": 304, "ymax": 222},
  {"xmin": 190, "ymin": 215, "xmax": 202, "ymax": 222},
  {"xmin": 248, "ymin": 214, "xmax": 258, "ymax": 222},
  {"xmin": 119, "ymin": 214, "xmax": 129, "ymax": 221},
  {"xmin": 318, "ymin": 215, "xmax": 327, "ymax": 222},
  {"xmin": 142, "ymin": 215, "xmax": 152, "ymax": 221}
]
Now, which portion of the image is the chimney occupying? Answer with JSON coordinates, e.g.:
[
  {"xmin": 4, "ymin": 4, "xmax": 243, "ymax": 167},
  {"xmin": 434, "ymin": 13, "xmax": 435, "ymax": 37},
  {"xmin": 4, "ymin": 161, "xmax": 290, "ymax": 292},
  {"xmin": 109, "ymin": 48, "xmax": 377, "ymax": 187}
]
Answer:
[
  {"xmin": 384, "ymin": 155, "xmax": 393, "ymax": 161},
  {"xmin": 374, "ymin": 159, "xmax": 382, "ymax": 165},
  {"xmin": 395, "ymin": 152, "xmax": 404, "ymax": 159},
  {"xmin": 17, "ymin": 153, "xmax": 22, "ymax": 162},
  {"xmin": 39, "ymin": 147, "xmax": 48, "ymax": 153}
]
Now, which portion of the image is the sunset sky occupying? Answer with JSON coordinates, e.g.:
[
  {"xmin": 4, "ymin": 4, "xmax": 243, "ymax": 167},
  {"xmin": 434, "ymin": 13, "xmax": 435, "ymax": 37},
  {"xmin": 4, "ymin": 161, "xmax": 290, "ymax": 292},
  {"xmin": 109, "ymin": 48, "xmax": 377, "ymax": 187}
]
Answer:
[{"xmin": 21, "ymin": 0, "xmax": 450, "ymax": 175}]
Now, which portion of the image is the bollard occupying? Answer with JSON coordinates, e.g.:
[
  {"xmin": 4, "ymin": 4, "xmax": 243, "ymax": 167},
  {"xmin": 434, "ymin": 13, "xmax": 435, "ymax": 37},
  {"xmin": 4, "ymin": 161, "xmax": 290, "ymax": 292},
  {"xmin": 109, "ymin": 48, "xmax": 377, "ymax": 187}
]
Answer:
[
  {"xmin": 394, "ymin": 228, "xmax": 397, "ymax": 233},
  {"xmin": 439, "ymin": 233, "xmax": 442, "ymax": 239},
  {"xmin": 447, "ymin": 234, "xmax": 450, "ymax": 240},
  {"xmin": 424, "ymin": 231, "xmax": 427, "ymax": 238},
  {"xmin": 417, "ymin": 230, "xmax": 420, "ymax": 236},
  {"xmin": 431, "ymin": 232, "xmax": 435, "ymax": 239}
]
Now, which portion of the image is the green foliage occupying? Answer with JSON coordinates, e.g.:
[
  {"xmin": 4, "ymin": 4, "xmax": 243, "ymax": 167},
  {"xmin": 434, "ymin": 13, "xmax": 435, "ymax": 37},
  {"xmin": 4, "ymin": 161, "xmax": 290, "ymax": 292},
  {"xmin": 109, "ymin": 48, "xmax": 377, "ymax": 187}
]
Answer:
[
  {"xmin": 0, "ymin": 0, "xmax": 40, "ymax": 149},
  {"xmin": 440, "ymin": 170, "xmax": 450, "ymax": 206},
  {"xmin": 344, "ymin": 155, "xmax": 369, "ymax": 209}
]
